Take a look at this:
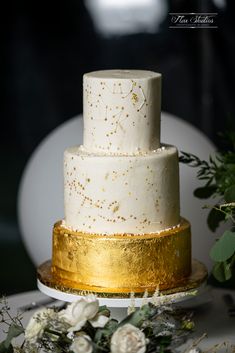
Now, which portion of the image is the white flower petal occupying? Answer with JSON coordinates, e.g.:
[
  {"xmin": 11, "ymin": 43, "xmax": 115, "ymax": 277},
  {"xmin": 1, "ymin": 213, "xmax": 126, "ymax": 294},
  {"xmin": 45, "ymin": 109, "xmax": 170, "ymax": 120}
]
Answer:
[
  {"xmin": 89, "ymin": 314, "xmax": 109, "ymax": 328},
  {"xmin": 68, "ymin": 319, "xmax": 87, "ymax": 332},
  {"xmin": 25, "ymin": 308, "xmax": 55, "ymax": 342},
  {"xmin": 83, "ymin": 301, "xmax": 99, "ymax": 320},
  {"xmin": 70, "ymin": 335, "xmax": 93, "ymax": 353},
  {"xmin": 111, "ymin": 323, "xmax": 146, "ymax": 353},
  {"xmin": 58, "ymin": 296, "xmax": 99, "ymax": 332}
]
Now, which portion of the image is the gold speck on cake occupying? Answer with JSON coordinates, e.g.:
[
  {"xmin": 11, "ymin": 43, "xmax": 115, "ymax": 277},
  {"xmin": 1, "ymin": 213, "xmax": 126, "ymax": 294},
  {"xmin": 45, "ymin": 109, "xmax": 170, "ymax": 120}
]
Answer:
[
  {"xmin": 132, "ymin": 93, "xmax": 138, "ymax": 104},
  {"xmin": 113, "ymin": 205, "xmax": 119, "ymax": 213}
]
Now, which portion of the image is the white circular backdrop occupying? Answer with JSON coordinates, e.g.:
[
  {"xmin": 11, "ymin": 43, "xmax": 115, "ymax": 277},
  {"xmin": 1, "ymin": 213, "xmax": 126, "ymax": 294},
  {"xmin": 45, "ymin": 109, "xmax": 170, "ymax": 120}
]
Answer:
[{"xmin": 18, "ymin": 113, "xmax": 218, "ymax": 270}]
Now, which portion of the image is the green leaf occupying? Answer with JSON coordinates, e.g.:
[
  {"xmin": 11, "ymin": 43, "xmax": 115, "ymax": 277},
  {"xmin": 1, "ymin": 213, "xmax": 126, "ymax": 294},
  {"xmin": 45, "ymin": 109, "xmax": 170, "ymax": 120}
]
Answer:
[
  {"xmin": 98, "ymin": 305, "xmax": 108, "ymax": 313},
  {"xmin": 118, "ymin": 304, "xmax": 156, "ymax": 328},
  {"xmin": 194, "ymin": 185, "xmax": 217, "ymax": 199},
  {"xmin": 0, "ymin": 324, "xmax": 24, "ymax": 352},
  {"xmin": 98, "ymin": 305, "xmax": 110, "ymax": 318},
  {"xmin": 210, "ymin": 231, "xmax": 235, "ymax": 262},
  {"xmin": 212, "ymin": 261, "xmax": 232, "ymax": 282},
  {"xmin": 0, "ymin": 342, "xmax": 14, "ymax": 353},
  {"xmin": 207, "ymin": 207, "xmax": 226, "ymax": 232},
  {"xmin": 224, "ymin": 185, "xmax": 235, "ymax": 202},
  {"xmin": 7, "ymin": 324, "xmax": 24, "ymax": 343},
  {"xmin": 94, "ymin": 319, "xmax": 118, "ymax": 343},
  {"xmin": 147, "ymin": 335, "xmax": 172, "ymax": 353},
  {"xmin": 0, "ymin": 324, "xmax": 23, "ymax": 353}
]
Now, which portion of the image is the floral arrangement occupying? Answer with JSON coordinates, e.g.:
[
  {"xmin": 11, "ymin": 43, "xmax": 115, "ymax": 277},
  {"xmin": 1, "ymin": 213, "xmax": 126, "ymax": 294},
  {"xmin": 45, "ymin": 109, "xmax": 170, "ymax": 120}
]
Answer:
[
  {"xmin": 179, "ymin": 129, "xmax": 235, "ymax": 283},
  {"xmin": 0, "ymin": 294, "xmax": 196, "ymax": 353}
]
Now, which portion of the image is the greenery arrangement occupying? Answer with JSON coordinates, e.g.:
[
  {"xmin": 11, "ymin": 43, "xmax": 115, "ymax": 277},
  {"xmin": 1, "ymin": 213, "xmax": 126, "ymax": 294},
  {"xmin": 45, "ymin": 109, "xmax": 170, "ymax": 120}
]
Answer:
[
  {"xmin": 179, "ymin": 130, "xmax": 235, "ymax": 283},
  {"xmin": 0, "ymin": 294, "xmax": 196, "ymax": 353}
]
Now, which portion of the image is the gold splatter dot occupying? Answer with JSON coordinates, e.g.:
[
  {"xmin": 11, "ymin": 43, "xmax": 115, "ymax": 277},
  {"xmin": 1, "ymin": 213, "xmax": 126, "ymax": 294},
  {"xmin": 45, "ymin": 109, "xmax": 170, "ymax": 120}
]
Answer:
[
  {"xmin": 113, "ymin": 205, "xmax": 119, "ymax": 213},
  {"xmin": 132, "ymin": 93, "xmax": 138, "ymax": 104}
]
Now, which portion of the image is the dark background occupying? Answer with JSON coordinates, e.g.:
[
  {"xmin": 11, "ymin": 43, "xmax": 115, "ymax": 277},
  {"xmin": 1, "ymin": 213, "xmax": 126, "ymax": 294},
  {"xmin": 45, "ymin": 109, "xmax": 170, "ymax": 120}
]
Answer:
[{"xmin": 1, "ymin": 0, "xmax": 235, "ymax": 295}]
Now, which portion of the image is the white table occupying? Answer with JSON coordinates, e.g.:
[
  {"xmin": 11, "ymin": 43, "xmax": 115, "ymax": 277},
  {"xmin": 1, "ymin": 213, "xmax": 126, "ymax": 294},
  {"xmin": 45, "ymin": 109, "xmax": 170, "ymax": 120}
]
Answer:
[{"xmin": 1, "ymin": 287, "xmax": 235, "ymax": 350}]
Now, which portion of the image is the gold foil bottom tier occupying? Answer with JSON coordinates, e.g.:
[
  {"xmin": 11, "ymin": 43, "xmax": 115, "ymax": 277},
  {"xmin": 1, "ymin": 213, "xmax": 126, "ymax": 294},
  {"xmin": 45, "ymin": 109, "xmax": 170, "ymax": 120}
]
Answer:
[
  {"xmin": 51, "ymin": 218, "xmax": 194, "ymax": 294},
  {"xmin": 38, "ymin": 259, "xmax": 207, "ymax": 298}
]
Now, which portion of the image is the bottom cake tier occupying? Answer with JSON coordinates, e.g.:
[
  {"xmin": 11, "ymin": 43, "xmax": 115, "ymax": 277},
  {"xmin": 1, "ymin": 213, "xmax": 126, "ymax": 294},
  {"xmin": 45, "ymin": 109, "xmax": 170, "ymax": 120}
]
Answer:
[{"xmin": 51, "ymin": 218, "xmax": 192, "ymax": 294}]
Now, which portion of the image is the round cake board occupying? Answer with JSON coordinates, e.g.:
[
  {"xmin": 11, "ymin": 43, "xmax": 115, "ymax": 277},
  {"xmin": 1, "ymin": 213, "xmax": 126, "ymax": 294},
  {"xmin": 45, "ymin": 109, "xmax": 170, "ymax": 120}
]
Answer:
[
  {"xmin": 37, "ymin": 258, "xmax": 208, "ymax": 308},
  {"xmin": 37, "ymin": 278, "xmax": 208, "ymax": 308}
]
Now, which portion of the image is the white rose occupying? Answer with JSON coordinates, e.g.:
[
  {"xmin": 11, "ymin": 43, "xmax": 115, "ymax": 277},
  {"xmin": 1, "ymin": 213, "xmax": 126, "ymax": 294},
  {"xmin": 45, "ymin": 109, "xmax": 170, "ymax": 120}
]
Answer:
[
  {"xmin": 70, "ymin": 335, "xmax": 93, "ymax": 353},
  {"xmin": 111, "ymin": 324, "xmax": 146, "ymax": 353},
  {"xmin": 89, "ymin": 314, "xmax": 109, "ymax": 328},
  {"xmin": 25, "ymin": 308, "xmax": 55, "ymax": 342},
  {"xmin": 58, "ymin": 295, "xmax": 99, "ymax": 332}
]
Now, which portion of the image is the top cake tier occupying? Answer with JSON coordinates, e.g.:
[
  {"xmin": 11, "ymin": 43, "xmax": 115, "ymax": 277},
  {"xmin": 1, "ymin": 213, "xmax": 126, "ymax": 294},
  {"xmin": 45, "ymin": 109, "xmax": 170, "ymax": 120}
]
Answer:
[{"xmin": 83, "ymin": 70, "xmax": 161, "ymax": 154}]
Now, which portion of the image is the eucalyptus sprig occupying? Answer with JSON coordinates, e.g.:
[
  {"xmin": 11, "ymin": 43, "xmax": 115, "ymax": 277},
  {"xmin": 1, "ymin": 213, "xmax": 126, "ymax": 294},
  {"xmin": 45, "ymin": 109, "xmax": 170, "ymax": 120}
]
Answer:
[
  {"xmin": 0, "ymin": 298, "xmax": 24, "ymax": 353},
  {"xmin": 179, "ymin": 130, "xmax": 235, "ymax": 283}
]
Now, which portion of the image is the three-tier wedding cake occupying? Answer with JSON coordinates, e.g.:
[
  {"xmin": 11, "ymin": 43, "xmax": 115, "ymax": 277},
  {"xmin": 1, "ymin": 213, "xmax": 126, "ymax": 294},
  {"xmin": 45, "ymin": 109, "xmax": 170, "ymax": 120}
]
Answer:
[{"xmin": 51, "ymin": 70, "xmax": 192, "ymax": 295}]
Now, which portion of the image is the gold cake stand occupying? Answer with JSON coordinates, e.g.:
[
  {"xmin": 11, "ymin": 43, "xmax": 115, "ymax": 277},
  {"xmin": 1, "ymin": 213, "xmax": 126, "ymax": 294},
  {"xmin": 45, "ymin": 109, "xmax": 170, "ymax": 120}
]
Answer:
[{"xmin": 37, "ymin": 259, "xmax": 208, "ymax": 306}]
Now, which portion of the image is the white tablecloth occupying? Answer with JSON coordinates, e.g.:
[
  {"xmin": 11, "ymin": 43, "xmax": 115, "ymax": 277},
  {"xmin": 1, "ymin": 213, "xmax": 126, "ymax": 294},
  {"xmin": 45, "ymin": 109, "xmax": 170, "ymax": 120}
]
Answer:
[{"xmin": 1, "ymin": 287, "xmax": 235, "ymax": 350}]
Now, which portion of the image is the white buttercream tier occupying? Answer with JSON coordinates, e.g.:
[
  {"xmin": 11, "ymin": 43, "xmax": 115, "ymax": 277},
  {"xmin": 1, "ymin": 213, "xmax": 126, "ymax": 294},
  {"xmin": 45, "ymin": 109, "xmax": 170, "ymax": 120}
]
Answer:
[
  {"xmin": 83, "ymin": 70, "xmax": 161, "ymax": 154},
  {"xmin": 64, "ymin": 144, "xmax": 180, "ymax": 234}
]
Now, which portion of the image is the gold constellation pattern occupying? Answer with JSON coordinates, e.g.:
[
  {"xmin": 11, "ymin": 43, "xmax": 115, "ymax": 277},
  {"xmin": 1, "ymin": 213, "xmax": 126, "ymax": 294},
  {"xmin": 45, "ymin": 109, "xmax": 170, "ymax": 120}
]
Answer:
[
  {"xmin": 84, "ymin": 79, "xmax": 154, "ymax": 150},
  {"xmin": 85, "ymin": 80, "xmax": 148, "ymax": 120}
]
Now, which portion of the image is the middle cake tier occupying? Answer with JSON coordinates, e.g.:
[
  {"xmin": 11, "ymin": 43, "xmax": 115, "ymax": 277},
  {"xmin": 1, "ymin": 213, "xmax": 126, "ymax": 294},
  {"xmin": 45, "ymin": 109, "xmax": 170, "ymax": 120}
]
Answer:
[{"xmin": 64, "ymin": 144, "xmax": 180, "ymax": 234}]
